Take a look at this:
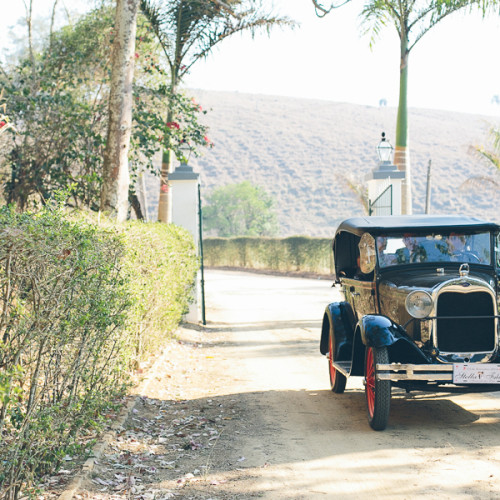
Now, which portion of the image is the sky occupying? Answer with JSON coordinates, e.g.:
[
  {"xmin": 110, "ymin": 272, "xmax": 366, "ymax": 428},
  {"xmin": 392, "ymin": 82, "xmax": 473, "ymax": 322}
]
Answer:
[{"xmin": 1, "ymin": 0, "xmax": 499, "ymax": 117}]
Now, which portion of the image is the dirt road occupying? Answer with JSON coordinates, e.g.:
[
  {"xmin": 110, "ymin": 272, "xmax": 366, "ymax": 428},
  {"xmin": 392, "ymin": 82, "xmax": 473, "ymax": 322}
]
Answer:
[{"xmin": 78, "ymin": 270, "xmax": 500, "ymax": 500}]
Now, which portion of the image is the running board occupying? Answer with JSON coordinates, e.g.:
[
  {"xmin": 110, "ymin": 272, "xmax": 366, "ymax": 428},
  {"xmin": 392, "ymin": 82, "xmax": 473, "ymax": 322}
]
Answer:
[{"xmin": 327, "ymin": 356, "xmax": 351, "ymax": 377}]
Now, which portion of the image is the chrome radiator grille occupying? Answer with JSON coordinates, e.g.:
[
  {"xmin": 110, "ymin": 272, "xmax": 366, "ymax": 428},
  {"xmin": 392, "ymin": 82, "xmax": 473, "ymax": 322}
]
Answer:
[{"xmin": 436, "ymin": 291, "xmax": 495, "ymax": 353}]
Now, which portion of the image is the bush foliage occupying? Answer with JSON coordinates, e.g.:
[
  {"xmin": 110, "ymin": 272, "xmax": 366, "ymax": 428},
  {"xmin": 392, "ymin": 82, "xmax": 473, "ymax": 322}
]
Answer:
[
  {"xmin": 112, "ymin": 218, "xmax": 198, "ymax": 361},
  {"xmin": 0, "ymin": 206, "xmax": 197, "ymax": 499},
  {"xmin": 204, "ymin": 236, "xmax": 333, "ymax": 275},
  {"xmin": 203, "ymin": 182, "xmax": 279, "ymax": 237}
]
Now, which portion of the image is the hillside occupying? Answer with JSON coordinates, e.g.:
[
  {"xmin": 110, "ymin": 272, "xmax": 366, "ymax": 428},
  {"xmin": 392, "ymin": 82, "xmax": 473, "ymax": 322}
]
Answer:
[{"xmin": 144, "ymin": 90, "xmax": 500, "ymax": 237}]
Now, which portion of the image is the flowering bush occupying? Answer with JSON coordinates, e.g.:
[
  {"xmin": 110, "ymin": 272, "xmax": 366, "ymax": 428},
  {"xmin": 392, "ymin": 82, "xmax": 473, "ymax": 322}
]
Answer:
[
  {"xmin": 132, "ymin": 83, "xmax": 214, "ymax": 169},
  {"xmin": 0, "ymin": 5, "xmax": 213, "ymax": 212}
]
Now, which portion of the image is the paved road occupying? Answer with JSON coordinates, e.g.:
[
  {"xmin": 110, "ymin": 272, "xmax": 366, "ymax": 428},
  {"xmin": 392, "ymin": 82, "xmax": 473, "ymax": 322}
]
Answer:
[{"xmin": 203, "ymin": 269, "xmax": 500, "ymax": 499}]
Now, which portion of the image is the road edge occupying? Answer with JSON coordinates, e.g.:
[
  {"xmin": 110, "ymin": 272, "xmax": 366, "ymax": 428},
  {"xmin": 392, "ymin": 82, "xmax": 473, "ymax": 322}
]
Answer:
[{"xmin": 58, "ymin": 327, "xmax": 192, "ymax": 500}]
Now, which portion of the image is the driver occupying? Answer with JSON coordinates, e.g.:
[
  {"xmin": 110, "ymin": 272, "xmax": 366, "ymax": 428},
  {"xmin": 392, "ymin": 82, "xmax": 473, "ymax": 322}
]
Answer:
[{"xmin": 447, "ymin": 233, "xmax": 478, "ymax": 262}]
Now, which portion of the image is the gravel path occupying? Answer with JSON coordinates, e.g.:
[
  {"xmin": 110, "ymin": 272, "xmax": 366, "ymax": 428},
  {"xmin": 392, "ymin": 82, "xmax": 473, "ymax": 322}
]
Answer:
[{"xmin": 70, "ymin": 270, "xmax": 500, "ymax": 499}]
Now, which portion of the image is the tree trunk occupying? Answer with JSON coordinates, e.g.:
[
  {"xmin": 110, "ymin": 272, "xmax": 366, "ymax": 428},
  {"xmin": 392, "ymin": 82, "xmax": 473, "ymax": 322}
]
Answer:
[
  {"xmin": 129, "ymin": 190, "xmax": 144, "ymax": 220},
  {"xmin": 394, "ymin": 38, "xmax": 412, "ymax": 215},
  {"xmin": 157, "ymin": 146, "xmax": 173, "ymax": 223},
  {"xmin": 157, "ymin": 95, "xmax": 175, "ymax": 223},
  {"xmin": 100, "ymin": 0, "xmax": 139, "ymax": 222}
]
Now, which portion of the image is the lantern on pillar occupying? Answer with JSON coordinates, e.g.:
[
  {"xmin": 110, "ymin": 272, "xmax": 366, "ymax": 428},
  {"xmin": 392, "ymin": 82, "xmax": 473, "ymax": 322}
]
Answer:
[{"xmin": 367, "ymin": 132, "xmax": 405, "ymax": 216}]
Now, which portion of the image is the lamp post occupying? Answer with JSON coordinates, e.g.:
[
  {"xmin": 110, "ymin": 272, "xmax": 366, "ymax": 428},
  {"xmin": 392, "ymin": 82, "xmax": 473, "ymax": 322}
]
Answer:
[
  {"xmin": 377, "ymin": 131, "xmax": 393, "ymax": 163},
  {"xmin": 367, "ymin": 132, "xmax": 405, "ymax": 216},
  {"xmin": 178, "ymin": 141, "xmax": 192, "ymax": 165}
]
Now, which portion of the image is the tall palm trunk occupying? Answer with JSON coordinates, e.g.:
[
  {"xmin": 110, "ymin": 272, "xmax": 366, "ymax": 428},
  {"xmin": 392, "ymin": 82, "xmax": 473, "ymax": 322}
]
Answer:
[
  {"xmin": 157, "ymin": 71, "xmax": 177, "ymax": 223},
  {"xmin": 157, "ymin": 109, "xmax": 174, "ymax": 223},
  {"xmin": 394, "ymin": 32, "xmax": 412, "ymax": 214},
  {"xmin": 157, "ymin": 34, "xmax": 182, "ymax": 223}
]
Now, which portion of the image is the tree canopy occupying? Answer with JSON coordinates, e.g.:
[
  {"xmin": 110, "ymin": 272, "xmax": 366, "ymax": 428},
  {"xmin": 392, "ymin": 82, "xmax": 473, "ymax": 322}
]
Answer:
[
  {"xmin": 0, "ymin": 4, "xmax": 211, "ymax": 215},
  {"xmin": 203, "ymin": 181, "xmax": 279, "ymax": 237}
]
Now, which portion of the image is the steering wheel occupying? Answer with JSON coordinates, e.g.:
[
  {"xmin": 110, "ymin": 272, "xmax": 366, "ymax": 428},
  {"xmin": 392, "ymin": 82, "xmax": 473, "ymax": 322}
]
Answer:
[{"xmin": 452, "ymin": 251, "xmax": 480, "ymax": 263}]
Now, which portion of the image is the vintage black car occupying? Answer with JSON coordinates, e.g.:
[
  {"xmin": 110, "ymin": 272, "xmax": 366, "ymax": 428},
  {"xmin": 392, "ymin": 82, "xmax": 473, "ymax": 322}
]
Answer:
[{"xmin": 320, "ymin": 215, "xmax": 500, "ymax": 430}]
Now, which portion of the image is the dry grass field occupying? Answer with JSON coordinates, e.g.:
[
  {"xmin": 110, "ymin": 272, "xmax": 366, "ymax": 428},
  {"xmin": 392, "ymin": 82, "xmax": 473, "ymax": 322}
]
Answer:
[{"xmin": 143, "ymin": 90, "xmax": 500, "ymax": 237}]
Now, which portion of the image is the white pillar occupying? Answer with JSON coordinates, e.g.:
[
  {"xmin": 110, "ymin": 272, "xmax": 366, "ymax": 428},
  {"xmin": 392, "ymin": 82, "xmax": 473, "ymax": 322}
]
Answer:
[
  {"xmin": 169, "ymin": 164, "xmax": 200, "ymax": 323},
  {"xmin": 366, "ymin": 161, "xmax": 405, "ymax": 216}
]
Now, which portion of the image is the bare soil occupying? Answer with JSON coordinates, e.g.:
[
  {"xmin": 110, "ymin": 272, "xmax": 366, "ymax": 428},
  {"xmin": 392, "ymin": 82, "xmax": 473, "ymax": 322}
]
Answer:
[{"xmin": 54, "ymin": 270, "xmax": 500, "ymax": 499}]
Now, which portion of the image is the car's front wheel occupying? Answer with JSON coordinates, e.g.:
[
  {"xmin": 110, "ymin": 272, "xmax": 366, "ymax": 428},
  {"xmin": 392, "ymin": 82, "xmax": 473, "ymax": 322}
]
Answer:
[
  {"xmin": 328, "ymin": 329, "xmax": 346, "ymax": 393},
  {"xmin": 365, "ymin": 346, "xmax": 391, "ymax": 430}
]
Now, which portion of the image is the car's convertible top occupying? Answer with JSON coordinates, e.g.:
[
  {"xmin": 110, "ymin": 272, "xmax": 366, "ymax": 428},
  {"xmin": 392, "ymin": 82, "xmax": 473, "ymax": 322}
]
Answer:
[{"xmin": 336, "ymin": 215, "xmax": 500, "ymax": 237}]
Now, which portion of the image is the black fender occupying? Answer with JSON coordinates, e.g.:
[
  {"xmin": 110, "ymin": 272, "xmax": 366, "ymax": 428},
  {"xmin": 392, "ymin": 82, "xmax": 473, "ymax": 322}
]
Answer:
[
  {"xmin": 320, "ymin": 301, "xmax": 355, "ymax": 361},
  {"xmin": 359, "ymin": 315, "xmax": 401, "ymax": 348},
  {"xmin": 350, "ymin": 314, "xmax": 431, "ymax": 376}
]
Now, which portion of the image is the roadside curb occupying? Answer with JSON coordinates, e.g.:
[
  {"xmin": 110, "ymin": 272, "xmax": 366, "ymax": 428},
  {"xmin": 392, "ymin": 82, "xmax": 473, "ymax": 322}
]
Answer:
[
  {"xmin": 58, "ymin": 394, "xmax": 137, "ymax": 500},
  {"xmin": 58, "ymin": 328, "xmax": 190, "ymax": 499}
]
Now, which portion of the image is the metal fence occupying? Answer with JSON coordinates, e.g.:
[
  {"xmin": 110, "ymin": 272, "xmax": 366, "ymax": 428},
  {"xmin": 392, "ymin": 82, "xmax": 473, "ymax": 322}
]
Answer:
[{"xmin": 369, "ymin": 184, "xmax": 392, "ymax": 216}]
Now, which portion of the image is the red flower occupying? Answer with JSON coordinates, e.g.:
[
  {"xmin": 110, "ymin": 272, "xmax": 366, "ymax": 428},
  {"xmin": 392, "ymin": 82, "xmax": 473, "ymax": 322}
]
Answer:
[
  {"xmin": 167, "ymin": 122, "xmax": 180, "ymax": 129},
  {"xmin": 135, "ymin": 53, "xmax": 139, "ymax": 58},
  {"xmin": 0, "ymin": 121, "xmax": 5, "ymax": 128}
]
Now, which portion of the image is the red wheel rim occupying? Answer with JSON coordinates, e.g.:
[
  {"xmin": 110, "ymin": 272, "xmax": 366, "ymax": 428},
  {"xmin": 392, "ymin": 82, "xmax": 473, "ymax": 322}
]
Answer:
[
  {"xmin": 366, "ymin": 347, "xmax": 375, "ymax": 416},
  {"xmin": 329, "ymin": 332, "xmax": 336, "ymax": 381}
]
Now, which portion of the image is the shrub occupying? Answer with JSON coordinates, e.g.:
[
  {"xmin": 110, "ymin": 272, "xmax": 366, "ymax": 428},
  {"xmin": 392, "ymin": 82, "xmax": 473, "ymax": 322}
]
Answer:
[
  {"xmin": 0, "ymin": 204, "xmax": 129, "ymax": 499},
  {"xmin": 203, "ymin": 236, "xmax": 333, "ymax": 275},
  {"xmin": 118, "ymin": 220, "xmax": 198, "ymax": 362},
  {"xmin": 203, "ymin": 182, "xmax": 279, "ymax": 237},
  {"xmin": 0, "ymin": 206, "xmax": 198, "ymax": 499}
]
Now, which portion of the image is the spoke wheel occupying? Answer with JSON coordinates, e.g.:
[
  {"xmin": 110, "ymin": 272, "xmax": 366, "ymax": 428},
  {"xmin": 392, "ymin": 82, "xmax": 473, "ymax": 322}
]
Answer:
[
  {"xmin": 365, "ymin": 346, "xmax": 391, "ymax": 430},
  {"xmin": 328, "ymin": 328, "xmax": 346, "ymax": 394}
]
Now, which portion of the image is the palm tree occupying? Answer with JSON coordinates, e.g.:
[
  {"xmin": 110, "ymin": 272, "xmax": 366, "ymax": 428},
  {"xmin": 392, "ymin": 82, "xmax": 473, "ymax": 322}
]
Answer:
[
  {"xmin": 140, "ymin": 0, "xmax": 294, "ymax": 222},
  {"xmin": 462, "ymin": 126, "xmax": 500, "ymax": 190},
  {"xmin": 475, "ymin": 126, "xmax": 500, "ymax": 170},
  {"xmin": 313, "ymin": 0, "xmax": 497, "ymax": 214},
  {"xmin": 343, "ymin": 174, "xmax": 369, "ymax": 214}
]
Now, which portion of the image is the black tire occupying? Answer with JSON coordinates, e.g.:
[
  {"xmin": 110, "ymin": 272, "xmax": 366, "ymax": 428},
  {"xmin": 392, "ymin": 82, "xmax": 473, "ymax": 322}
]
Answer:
[
  {"xmin": 328, "ymin": 328, "xmax": 347, "ymax": 394},
  {"xmin": 365, "ymin": 346, "xmax": 391, "ymax": 431}
]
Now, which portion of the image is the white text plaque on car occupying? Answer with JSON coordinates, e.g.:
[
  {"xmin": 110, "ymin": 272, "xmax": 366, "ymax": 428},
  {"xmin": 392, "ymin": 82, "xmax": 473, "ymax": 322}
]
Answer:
[{"xmin": 453, "ymin": 363, "xmax": 500, "ymax": 384}]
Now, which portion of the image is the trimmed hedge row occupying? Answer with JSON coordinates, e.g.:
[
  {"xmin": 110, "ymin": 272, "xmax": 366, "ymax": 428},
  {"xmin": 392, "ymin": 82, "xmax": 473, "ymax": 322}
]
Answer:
[
  {"xmin": 203, "ymin": 236, "xmax": 334, "ymax": 275},
  {"xmin": 0, "ymin": 205, "xmax": 198, "ymax": 499}
]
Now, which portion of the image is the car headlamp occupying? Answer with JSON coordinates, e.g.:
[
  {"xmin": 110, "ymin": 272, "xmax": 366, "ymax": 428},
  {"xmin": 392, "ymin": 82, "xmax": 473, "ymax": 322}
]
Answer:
[{"xmin": 405, "ymin": 290, "xmax": 433, "ymax": 319}]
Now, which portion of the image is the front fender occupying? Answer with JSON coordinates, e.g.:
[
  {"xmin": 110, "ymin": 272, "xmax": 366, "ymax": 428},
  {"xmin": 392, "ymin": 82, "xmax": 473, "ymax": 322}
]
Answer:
[
  {"xmin": 359, "ymin": 314, "xmax": 402, "ymax": 348},
  {"xmin": 350, "ymin": 315, "xmax": 431, "ymax": 376}
]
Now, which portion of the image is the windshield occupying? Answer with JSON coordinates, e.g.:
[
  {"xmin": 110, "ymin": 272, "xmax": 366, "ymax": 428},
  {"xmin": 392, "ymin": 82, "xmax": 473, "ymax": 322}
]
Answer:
[{"xmin": 376, "ymin": 232, "xmax": 492, "ymax": 268}]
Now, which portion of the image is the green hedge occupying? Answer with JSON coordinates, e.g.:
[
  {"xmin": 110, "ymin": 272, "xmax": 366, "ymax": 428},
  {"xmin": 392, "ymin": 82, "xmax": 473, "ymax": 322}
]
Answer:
[
  {"xmin": 118, "ymin": 219, "xmax": 198, "ymax": 362},
  {"xmin": 0, "ymin": 205, "xmax": 197, "ymax": 499},
  {"xmin": 203, "ymin": 236, "xmax": 333, "ymax": 275}
]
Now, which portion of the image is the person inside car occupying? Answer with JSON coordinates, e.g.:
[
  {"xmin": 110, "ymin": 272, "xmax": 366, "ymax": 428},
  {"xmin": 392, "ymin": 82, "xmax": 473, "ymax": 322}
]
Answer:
[
  {"xmin": 376, "ymin": 236, "xmax": 397, "ymax": 267},
  {"xmin": 396, "ymin": 234, "xmax": 427, "ymax": 263},
  {"xmin": 447, "ymin": 233, "xmax": 480, "ymax": 262}
]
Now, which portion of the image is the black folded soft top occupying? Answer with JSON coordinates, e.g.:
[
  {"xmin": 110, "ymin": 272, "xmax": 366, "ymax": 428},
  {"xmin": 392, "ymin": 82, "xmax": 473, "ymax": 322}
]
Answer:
[{"xmin": 336, "ymin": 215, "xmax": 500, "ymax": 237}]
